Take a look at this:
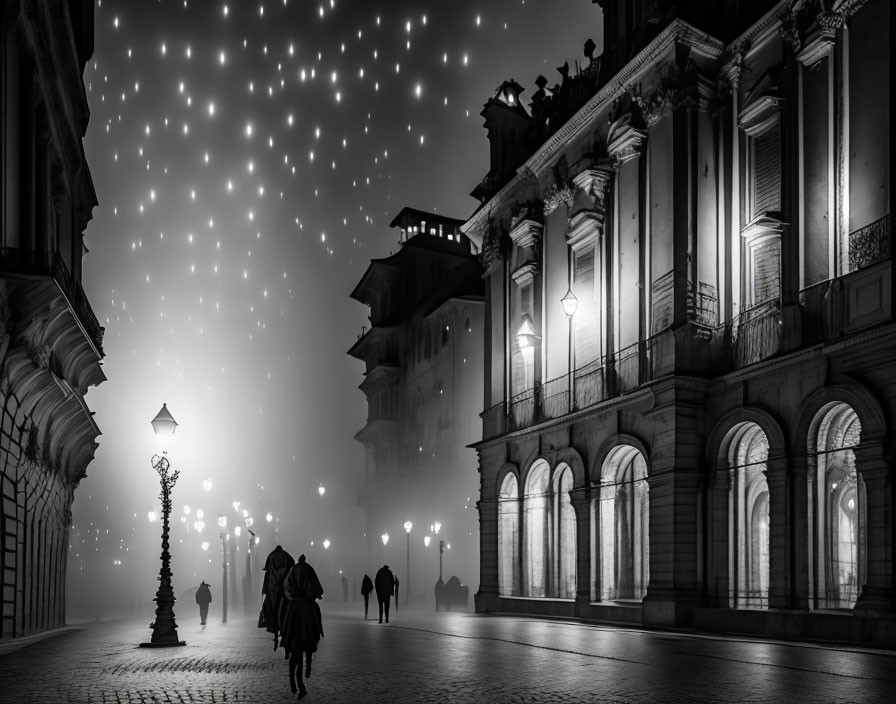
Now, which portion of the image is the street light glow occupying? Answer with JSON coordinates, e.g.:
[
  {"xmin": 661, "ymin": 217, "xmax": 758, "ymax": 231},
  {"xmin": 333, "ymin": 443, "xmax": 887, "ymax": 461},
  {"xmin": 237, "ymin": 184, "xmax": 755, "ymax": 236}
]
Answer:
[{"xmin": 381, "ymin": 532, "xmax": 389, "ymax": 546}]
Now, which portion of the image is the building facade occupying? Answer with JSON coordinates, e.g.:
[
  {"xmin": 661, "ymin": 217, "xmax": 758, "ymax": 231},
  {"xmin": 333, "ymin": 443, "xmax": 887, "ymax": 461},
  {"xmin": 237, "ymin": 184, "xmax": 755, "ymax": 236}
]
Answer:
[
  {"xmin": 1, "ymin": 1, "xmax": 105, "ymax": 638},
  {"xmin": 349, "ymin": 208, "xmax": 484, "ymax": 603},
  {"xmin": 465, "ymin": 0, "xmax": 892, "ymax": 646}
]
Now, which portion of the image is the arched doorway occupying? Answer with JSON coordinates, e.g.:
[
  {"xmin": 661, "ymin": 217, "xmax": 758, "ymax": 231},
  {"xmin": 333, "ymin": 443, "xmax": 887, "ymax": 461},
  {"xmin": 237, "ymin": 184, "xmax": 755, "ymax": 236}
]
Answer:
[
  {"xmin": 595, "ymin": 446, "xmax": 649, "ymax": 601},
  {"xmin": 523, "ymin": 460, "xmax": 550, "ymax": 597},
  {"xmin": 552, "ymin": 464, "xmax": 576, "ymax": 599},
  {"xmin": 498, "ymin": 473, "xmax": 520, "ymax": 596},
  {"xmin": 727, "ymin": 422, "xmax": 770, "ymax": 609}
]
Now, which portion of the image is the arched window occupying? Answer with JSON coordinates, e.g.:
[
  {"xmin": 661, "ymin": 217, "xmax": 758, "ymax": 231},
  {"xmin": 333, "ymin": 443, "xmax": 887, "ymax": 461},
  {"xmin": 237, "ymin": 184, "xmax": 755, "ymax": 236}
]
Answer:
[
  {"xmin": 727, "ymin": 423, "xmax": 770, "ymax": 609},
  {"xmin": 811, "ymin": 402, "xmax": 864, "ymax": 610},
  {"xmin": 595, "ymin": 446, "xmax": 649, "ymax": 601},
  {"xmin": 498, "ymin": 474, "xmax": 520, "ymax": 596},
  {"xmin": 552, "ymin": 465, "xmax": 576, "ymax": 599},
  {"xmin": 523, "ymin": 461, "xmax": 549, "ymax": 597}
]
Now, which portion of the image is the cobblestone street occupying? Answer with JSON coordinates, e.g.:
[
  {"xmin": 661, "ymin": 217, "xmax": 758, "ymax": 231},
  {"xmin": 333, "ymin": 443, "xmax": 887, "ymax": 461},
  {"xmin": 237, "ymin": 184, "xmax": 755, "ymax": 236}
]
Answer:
[{"xmin": 1, "ymin": 602, "xmax": 895, "ymax": 703}]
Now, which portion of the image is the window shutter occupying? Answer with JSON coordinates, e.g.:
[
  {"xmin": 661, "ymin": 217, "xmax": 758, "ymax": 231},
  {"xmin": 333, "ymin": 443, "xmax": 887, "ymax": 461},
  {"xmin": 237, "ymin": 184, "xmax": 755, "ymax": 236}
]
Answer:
[
  {"xmin": 752, "ymin": 125, "xmax": 781, "ymax": 216},
  {"xmin": 573, "ymin": 247, "xmax": 598, "ymax": 364},
  {"xmin": 752, "ymin": 239, "xmax": 781, "ymax": 303}
]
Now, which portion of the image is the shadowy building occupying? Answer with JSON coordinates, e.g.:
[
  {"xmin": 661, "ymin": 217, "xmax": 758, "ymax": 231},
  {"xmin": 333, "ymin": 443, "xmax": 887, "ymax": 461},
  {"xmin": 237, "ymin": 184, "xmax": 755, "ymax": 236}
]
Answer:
[
  {"xmin": 349, "ymin": 208, "xmax": 484, "ymax": 604},
  {"xmin": 1, "ymin": 1, "xmax": 104, "ymax": 638},
  {"xmin": 464, "ymin": 0, "xmax": 892, "ymax": 646}
]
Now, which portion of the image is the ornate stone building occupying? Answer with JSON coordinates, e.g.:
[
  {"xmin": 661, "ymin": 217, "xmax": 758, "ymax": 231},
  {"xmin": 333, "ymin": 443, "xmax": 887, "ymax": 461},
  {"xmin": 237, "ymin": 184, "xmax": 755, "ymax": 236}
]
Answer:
[
  {"xmin": 1, "ymin": 1, "xmax": 105, "ymax": 638},
  {"xmin": 349, "ymin": 208, "xmax": 484, "ymax": 601},
  {"xmin": 465, "ymin": 0, "xmax": 892, "ymax": 645}
]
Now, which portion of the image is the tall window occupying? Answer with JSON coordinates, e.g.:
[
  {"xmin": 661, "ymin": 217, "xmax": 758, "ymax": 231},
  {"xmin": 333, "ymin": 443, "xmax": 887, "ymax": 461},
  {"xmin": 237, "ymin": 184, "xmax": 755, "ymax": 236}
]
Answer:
[
  {"xmin": 552, "ymin": 465, "xmax": 576, "ymax": 599},
  {"xmin": 728, "ymin": 423, "xmax": 770, "ymax": 609},
  {"xmin": 523, "ymin": 461, "xmax": 549, "ymax": 597},
  {"xmin": 573, "ymin": 247, "xmax": 598, "ymax": 366},
  {"xmin": 596, "ymin": 446, "xmax": 649, "ymax": 601},
  {"xmin": 811, "ymin": 402, "xmax": 864, "ymax": 610},
  {"xmin": 498, "ymin": 474, "xmax": 520, "ymax": 596}
]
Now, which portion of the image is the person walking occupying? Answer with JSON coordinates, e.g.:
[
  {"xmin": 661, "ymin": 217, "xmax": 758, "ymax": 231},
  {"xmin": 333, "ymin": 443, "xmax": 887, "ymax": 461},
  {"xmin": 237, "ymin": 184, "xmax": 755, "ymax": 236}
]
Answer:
[
  {"xmin": 280, "ymin": 554, "xmax": 324, "ymax": 700},
  {"xmin": 262, "ymin": 545, "xmax": 295, "ymax": 650},
  {"xmin": 195, "ymin": 581, "xmax": 212, "ymax": 625},
  {"xmin": 374, "ymin": 564, "xmax": 396, "ymax": 624},
  {"xmin": 360, "ymin": 574, "xmax": 373, "ymax": 620}
]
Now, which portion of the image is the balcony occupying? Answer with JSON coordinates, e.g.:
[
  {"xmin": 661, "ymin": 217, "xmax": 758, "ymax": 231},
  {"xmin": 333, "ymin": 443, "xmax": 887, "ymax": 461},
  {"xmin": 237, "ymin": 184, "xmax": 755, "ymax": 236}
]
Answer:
[{"xmin": 0, "ymin": 248, "xmax": 104, "ymax": 355}]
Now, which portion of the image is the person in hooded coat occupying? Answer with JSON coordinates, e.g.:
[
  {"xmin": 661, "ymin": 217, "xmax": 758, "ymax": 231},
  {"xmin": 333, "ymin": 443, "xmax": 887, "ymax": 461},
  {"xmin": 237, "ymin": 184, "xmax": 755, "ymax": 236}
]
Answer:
[
  {"xmin": 280, "ymin": 554, "xmax": 324, "ymax": 700},
  {"xmin": 262, "ymin": 545, "xmax": 295, "ymax": 649},
  {"xmin": 374, "ymin": 564, "xmax": 396, "ymax": 624},
  {"xmin": 360, "ymin": 574, "xmax": 373, "ymax": 619},
  {"xmin": 195, "ymin": 581, "xmax": 212, "ymax": 625}
]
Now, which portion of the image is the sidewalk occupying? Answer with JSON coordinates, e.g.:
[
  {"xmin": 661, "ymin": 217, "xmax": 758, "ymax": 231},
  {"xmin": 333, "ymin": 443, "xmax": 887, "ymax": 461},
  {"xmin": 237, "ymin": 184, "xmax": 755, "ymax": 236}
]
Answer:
[{"xmin": 1, "ymin": 600, "xmax": 894, "ymax": 703}]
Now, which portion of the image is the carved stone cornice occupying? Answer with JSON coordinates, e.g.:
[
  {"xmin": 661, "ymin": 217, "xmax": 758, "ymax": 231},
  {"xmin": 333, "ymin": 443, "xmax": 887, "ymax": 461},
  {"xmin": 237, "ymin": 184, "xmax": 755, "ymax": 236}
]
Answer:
[
  {"xmin": 741, "ymin": 215, "xmax": 788, "ymax": 243},
  {"xmin": 567, "ymin": 209, "xmax": 604, "ymax": 253},
  {"xmin": 796, "ymin": 12, "xmax": 843, "ymax": 67},
  {"xmin": 571, "ymin": 166, "xmax": 613, "ymax": 210},
  {"xmin": 510, "ymin": 262, "xmax": 539, "ymax": 286},
  {"xmin": 738, "ymin": 95, "xmax": 784, "ymax": 136},
  {"xmin": 607, "ymin": 113, "xmax": 647, "ymax": 164},
  {"xmin": 508, "ymin": 219, "xmax": 543, "ymax": 249}
]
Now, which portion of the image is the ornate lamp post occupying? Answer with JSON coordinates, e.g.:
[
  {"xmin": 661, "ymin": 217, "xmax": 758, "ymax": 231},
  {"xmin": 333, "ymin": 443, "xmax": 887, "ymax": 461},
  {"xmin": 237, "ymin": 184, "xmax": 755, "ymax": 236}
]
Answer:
[
  {"xmin": 403, "ymin": 521, "xmax": 413, "ymax": 606},
  {"xmin": 561, "ymin": 288, "xmax": 578, "ymax": 412},
  {"xmin": 140, "ymin": 404, "xmax": 186, "ymax": 648},
  {"xmin": 218, "ymin": 515, "xmax": 229, "ymax": 623}
]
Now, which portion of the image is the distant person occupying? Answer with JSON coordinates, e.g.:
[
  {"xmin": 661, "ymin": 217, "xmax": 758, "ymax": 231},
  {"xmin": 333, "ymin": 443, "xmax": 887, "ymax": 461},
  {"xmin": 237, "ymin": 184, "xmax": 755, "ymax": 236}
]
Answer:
[
  {"xmin": 360, "ymin": 574, "xmax": 373, "ymax": 620},
  {"xmin": 280, "ymin": 554, "xmax": 324, "ymax": 700},
  {"xmin": 341, "ymin": 574, "xmax": 348, "ymax": 602},
  {"xmin": 262, "ymin": 545, "xmax": 295, "ymax": 650},
  {"xmin": 195, "ymin": 581, "xmax": 212, "ymax": 625},
  {"xmin": 374, "ymin": 564, "xmax": 396, "ymax": 623}
]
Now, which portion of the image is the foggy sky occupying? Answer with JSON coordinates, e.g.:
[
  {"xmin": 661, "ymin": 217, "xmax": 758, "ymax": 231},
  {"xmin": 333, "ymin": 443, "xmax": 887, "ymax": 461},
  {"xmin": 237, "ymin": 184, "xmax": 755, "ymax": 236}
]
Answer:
[{"xmin": 68, "ymin": 0, "xmax": 603, "ymax": 619}]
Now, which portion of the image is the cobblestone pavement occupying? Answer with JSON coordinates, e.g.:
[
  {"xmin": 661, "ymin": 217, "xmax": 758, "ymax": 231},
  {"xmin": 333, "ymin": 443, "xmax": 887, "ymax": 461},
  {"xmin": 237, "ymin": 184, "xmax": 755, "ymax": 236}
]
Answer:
[{"xmin": 1, "ymin": 602, "xmax": 894, "ymax": 703}]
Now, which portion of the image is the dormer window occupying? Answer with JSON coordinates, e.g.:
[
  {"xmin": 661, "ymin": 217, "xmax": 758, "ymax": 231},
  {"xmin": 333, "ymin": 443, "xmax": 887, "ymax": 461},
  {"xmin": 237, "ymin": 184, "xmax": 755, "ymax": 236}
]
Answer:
[{"xmin": 495, "ymin": 79, "xmax": 524, "ymax": 108}]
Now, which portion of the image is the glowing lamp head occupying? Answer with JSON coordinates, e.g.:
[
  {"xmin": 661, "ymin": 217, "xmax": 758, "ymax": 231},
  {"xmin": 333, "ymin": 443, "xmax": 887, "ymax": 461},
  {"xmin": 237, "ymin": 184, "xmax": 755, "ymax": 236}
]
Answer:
[
  {"xmin": 424, "ymin": 535, "xmax": 431, "ymax": 547},
  {"xmin": 323, "ymin": 539, "xmax": 330, "ymax": 549},
  {"xmin": 381, "ymin": 532, "xmax": 389, "ymax": 546},
  {"xmin": 561, "ymin": 288, "xmax": 578, "ymax": 319},
  {"xmin": 217, "ymin": 515, "xmax": 227, "ymax": 530},
  {"xmin": 404, "ymin": 521, "xmax": 413, "ymax": 534},
  {"xmin": 318, "ymin": 485, "xmax": 325, "ymax": 497},
  {"xmin": 151, "ymin": 403, "xmax": 178, "ymax": 445},
  {"xmin": 433, "ymin": 521, "xmax": 441, "ymax": 534}
]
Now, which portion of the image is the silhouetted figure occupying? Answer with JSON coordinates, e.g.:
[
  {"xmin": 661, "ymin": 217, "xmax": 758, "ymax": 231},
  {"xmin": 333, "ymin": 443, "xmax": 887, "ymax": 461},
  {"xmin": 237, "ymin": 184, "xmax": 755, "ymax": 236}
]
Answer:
[
  {"xmin": 341, "ymin": 574, "xmax": 348, "ymax": 602},
  {"xmin": 361, "ymin": 574, "xmax": 373, "ymax": 619},
  {"xmin": 280, "ymin": 555, "xmax": 324, "ymax": 700},
  {"xmin": 262, "ymin": 545, "xmax": 295, "ymax": 650},
  {"xmin": 195, "ymin": 581, "xmax": 212, "ymax": 625},
  {"xmin": 374, "ymin": 565, "xmax": 396, "ymax": 623}
]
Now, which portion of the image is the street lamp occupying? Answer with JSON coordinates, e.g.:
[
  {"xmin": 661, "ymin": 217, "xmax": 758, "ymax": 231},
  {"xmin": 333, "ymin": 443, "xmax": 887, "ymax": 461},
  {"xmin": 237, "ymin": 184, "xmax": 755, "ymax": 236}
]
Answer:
[
  {"xmin": 561, "ymin": 287, "xmax": 578, "ymax": 411},
  {"xmin": 318, "ymin": 484, "xmax": 326, "ymax": 497},
  {"xmin": 381, "ymin": 532, "xmax": 389, "ymax": 546},
  {"xmin": 140, "ymin": 403, "xmax": 185, "ymax": 648},
  {"xmin": 218, "ymin": 514, "xmax": 228, "ymax": 623},
  {"xmin": 404, "ymin": 521, "xmax": 413, "ymax": 606}
]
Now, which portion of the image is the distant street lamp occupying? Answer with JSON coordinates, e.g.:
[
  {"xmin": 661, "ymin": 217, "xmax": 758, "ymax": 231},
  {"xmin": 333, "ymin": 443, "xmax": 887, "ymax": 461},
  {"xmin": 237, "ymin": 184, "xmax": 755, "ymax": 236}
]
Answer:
[
  {"xmin": 218, "ymin": 515, "xmax": 229, "ymax": 623},
  {"xmin": 404, "ymin": 521, "xmax": 413, "ymax": 606},
  {"xmin": 140, "ymin": 403, "xmax": 185, "ymax": 648},
  {"xmin": 318, "ymin": 484, "xmax": 326, "ymax": 497},
  {"xmin": 561, "ymin": 288, "xmax": 578, "ymax": 411},
  {"xmin": 381, "ymin": 532, "xmax": 389, "ymax": 546}
]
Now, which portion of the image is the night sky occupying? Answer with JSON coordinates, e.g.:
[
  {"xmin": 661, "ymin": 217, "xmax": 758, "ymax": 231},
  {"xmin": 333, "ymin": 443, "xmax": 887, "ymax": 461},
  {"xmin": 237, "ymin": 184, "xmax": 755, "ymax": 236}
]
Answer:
[{"xmin": 68, "ymin": 0, "xmax": 603, "ymax": 618}]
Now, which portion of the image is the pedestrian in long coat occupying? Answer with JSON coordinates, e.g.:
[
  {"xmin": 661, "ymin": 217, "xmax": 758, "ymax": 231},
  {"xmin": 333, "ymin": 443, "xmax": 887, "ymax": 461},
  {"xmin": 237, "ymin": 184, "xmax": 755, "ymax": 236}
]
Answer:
[
  {"xmin": 280, "ymin": 554, "xmax": 324, "ymax": 700},
  {"xmin": 262, "ymin": 545, "xmax": 295, "ymax": 649},
  {"xmin": 374, "ymin": 565, "xmax": 396, "ymax": 624},
  {"xmin": 195, "ymin": 581, "xmax": 212, "ymax": 625},
  {"xmin": 360, "ymin": 574, "xmax": 373, "ymax": 620}
]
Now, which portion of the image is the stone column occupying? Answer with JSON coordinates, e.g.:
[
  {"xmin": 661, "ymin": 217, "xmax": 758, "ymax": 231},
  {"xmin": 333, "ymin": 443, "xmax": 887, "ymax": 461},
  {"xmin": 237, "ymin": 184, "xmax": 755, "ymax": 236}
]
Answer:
[
  {"xmin": 765, "ymin": 455, "xmax": 792, "ymax": 609},
  {"xmin": 853, "ymin": 442, "xmax": 894, "ymax": 614},
  {"xmin": 474, "ymin": 445, "xmax": 505, "ymax": 614},
  {"xmin": 788, "ymin": 450, "xmax": 811, "ymax": 610},
  {"xmin": 570, "ymin": 485, "xmax": 593, "ymax": 614}
]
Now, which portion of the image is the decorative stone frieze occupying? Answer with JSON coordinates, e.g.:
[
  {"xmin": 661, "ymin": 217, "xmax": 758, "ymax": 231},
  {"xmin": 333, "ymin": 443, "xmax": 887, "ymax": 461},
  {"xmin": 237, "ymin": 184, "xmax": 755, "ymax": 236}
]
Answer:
[
  {"xmin": 543, "ymin": 183, "xmax": 575, "ymax": 215},
  {"xmin": 796, "ymin": 12, "xmax": 843, "ymax": 67}
]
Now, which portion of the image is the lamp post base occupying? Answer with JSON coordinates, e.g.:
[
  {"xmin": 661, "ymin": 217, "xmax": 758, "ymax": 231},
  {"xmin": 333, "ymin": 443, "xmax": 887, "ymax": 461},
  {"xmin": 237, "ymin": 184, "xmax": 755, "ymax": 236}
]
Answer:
[{"xmin": 139, "ymin": 640, "xmax": 186, "ymax": 648}]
